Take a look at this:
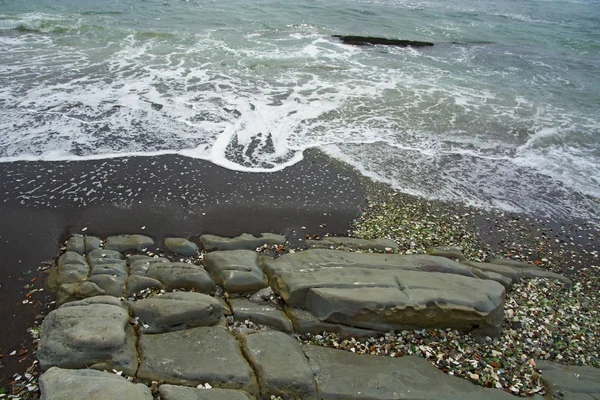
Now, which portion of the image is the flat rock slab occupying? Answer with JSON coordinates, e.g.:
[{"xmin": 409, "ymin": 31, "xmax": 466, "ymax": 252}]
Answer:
[
  {"xmin": 88, "ymin": 275, "xmax": 125, "ymax": 297},
  {"xmin": 57, "ymin": 251, "xmax": 90, "ymax": 285},
  {"xmin": 537, "ymin": 360, "xmax": 600, "ymax": 399},
  {"xmin": 130, "ymin": 292, "xmax": 222, "ymax": 333},
  {"xmin": 57, "ymin": 281, "xmax": 106, "ymax": 305},
  {"xmin": 129, "ymin": 256, "xmax": 215, "ymax": 293},
  {"xmin": 159, "ymin": 385, "xmax": 256, "ymax": 400},
  {"xmin": 306, "ymin": 237, "xmax": 398, "ymax": 252},
  {"xmin": 200, "ymin": 233, "xmax": 285, "ymax": 251},
  {"xmin": 243, "ymin": 331, "xmax": 317, "ymax": 399},
  {"xmin": 105, "ymin": 234, "xmax": 154, "ymax": 251},
  {"xmin": 66, "ymin": 234, "xmax": 85, "ymax": 255},
  {"xmin": 38, "ymin": 296, "xmax": 138, "ymax": 375},
  {"xmin": 230, "ymin": 298, "xmax": 293, "ymax": 332},
  {"xmin": 283, "ymin": 305, "xmax": 379, "ymax": 339},
  {"xmin": 165, "ymin": 237, "xmax": 199, "ymax": 256},
  {"xmin": 138, "ymin": 326, "xmax": 257, "ymax": 394},
  {"xmin": 427, "ymin": 246, "xmax": 466, "ymax": 261},
  {"xmin": 204, "ymin": 250, "xmax": 267, "ymax": 293},
  {"xmin": 303, "ymin": 345, "xmax": 515, "ymax": 400},
  {"xmin": 39, "ymin": 367, "xmax": 152, "ymax": 400},
  {"xmin": 87, "ymin": 249, "xmax": 127, "ymax": 277}
]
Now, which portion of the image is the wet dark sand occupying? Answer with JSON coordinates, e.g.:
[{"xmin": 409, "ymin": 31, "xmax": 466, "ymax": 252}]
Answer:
[{"xmin": 0, "ymin": 150, "xmax": 366, "ymax": 387}]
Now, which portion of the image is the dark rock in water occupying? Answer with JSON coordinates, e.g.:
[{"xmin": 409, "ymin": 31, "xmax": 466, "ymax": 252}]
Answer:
[{"xmin": 333, "ymin": 35, "xmax": 434, "ymax": 47}]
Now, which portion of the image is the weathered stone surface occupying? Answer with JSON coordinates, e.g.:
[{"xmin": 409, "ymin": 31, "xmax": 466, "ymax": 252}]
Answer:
[
  {"xmin": 87, "ymin": 275, "xmax": 125, "ymax": 297},
  {"xmin": 128, "ymin": 255, "xmax": 170, "ymax": 273},
  {"xmin": 57, "ymin": 251, "xmax": 90, "ymax": 284},
  {"xmin": 204, "ymin": 250, "xmax": 267, "ymax": 293},
  {"xmin": 242, "ymin": 332, "xmax": 317, "ymax": 399},
  {"xmin": 464, "ymin": 261, "xmax": 522, "ymax": 283},
  {"xmin": 283, "ymin": 305, "xmax": 379, "ymax": 339},
  {"xmin": 230, "ymin": 298, "xmax": 293, "ymax": 332},
  {"xmin": 135, "ymin": 262, "xmax": 215, "ymax": 293},
  {"xmin": 66, "ymin": 234, "xmax": 85, "ymax": 254},
  {"xmin": 131, "ymin": 292, "xmax": 222, "ymax": 333},
  {"xmin": 40, "ymin": 367, "xmax": 153, "ymax": 400},
  {"xmin": 87, "ymin": 249, "xmax": 127, "ymax": 277},
  {"xmin": 165, "ymin": 237, "xmax": 199, "ymax": 256},
  {"xmin": 536, "ymin": 360, "xmax": 600, "ymax": 399},
  {"xmin": 305, "ymin": 270, "xmax": 505, "ymax": 333},
  {"xmin": 125, "ymin": 274, "xmax": 164, "ymax": 296},
  {"xmin": 427, "ymin": 246, "xmax": 466, "ymax": 261},
  {"xmin": 306, "ymin": 237, "xmax": 398, "ymax": 252},
  {"xmin": 303, "ymin": 345, "xmax": 515, "ymax": 399},
  {"xmin": 521, "ymin": 268, "xmax": 573, "ymax": 287},
  {"xmin": 158, "ymin": 385, "xmax": 256, "ymax": 400},
  {"xmin": 105, "ymin": 234, "xmax": 154, "ymax": 251},
  {"xmin": 200, "ymin": 233, "xmax": 285, "ymax": 251},
  {"xmin": 58, "ymin": 281, "xmax": 106, "ymax": 305},
  {"xmin": 84, "ymin": 235, "xmax": 103, "ymax": 253},
  {"xmin": 470, "ymin": 267, "xmax": 513, "ymax": 290},
  {"xmin": 38, "ymin": 296, "xmax": 138, "ymax": 375},
  {"xmin": 138, "ymin": 327, "xmax": 257, "ymax": 394}
]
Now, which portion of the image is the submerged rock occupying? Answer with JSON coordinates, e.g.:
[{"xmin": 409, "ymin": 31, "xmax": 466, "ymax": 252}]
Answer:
[{"xmin": 333, "ymin": 35, "xmax": 434, "ymax": 47}]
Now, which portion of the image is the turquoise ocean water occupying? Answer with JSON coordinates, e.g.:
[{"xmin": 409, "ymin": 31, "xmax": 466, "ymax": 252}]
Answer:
[{"xmin": 1, "ymin": 0, "xmax": 599, "ymax": 220}]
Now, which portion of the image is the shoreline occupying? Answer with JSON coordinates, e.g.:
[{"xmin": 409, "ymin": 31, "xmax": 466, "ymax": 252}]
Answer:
[{"xmin": 0, "ymin": 149, "xmax": 598, "ymax": 396}]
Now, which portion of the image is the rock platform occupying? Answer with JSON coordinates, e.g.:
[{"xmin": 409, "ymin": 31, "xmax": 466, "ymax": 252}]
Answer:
[{"xmin": 38, "ymin": 232, "xmax": 576, "ymax": 399}]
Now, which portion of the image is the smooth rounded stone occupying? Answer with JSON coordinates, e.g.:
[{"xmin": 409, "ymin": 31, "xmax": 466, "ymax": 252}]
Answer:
[
  {"xmin": 536, "ymin": 360, "xmax": 600, "ymax": 399},
  {"xmin": 39, "ymin": 367, "xmax": 153, "ymax": 400},
  {"xmin": 66, "ymin": 235, "xmax": 85, "ymax": 255},
  {"xmin": 105, "ymin": 234, "xmax": 154, "ymax": 251},
  {"xmin": 137, "ymin": 326, "xmax": 258, "ymax": 394},
  {"xmin": 306, "ymin": 237, "xmax": 398, "ymax": 252},
  {"xmin": 242, "ymin": 332, "xmax": 317, "ymax": 399},
  {"xmin": 470, "ymin": 267, "xmax": 513, "ymax": 290},
  {"xmin": 90, "ymin": 262, "xmax": 128, "ymax": 278},
  {"xmin": 165, "ymin": 237, "xmax": 199, "ymax": 256},
  {"xmin": 131, "ymin": 292, "xmax": 223, "ymax": 333},
  {"xmin": 200, "ymin": 233, "xmax": 285, "ymax": 251},
  {"xmin": 426, "ymin": 246, "xmax": 466, "ymax": 261},
  {"xmin": 129, "ymin": 255, "xmax": 170, "ymax": 273},
  {"xmin": 38, "ymin": 296, "xmax": 138, "ymax": 375},
  {"xmin": 159, "ymin": 385, "xmax": 255, "ymax": 400},
  {"xmin": 131, "ymin": 262, "xmax": 216, "ymax": 293},
  {"xmin": 303, "ymin": 346, "xmax": 515, "ymax": 400},
  {"xmin": 87, "ymin": 248, "xmax": 124, "ymax": 263},
  {"xmin": 88, "ymin": 275, "xmax": 125, "ymax": 297},
  {"xmin": 305, "ymin": 271, "xmax": 506, "ymax": 335},
  {"xmin": 283, "ymin": 305, "xmax": 379, "ymax": 339},
  {"xmin": 230, "ymin": 298, "xmax": 293, "ymax": 332},
  {"xmin": 262, "ymin": 249, "xmax": 475, "ymax": 278},
  {"xmin": 491, "ymin": 258, "xmax": 541, "ymax": 269},
  {"xmin": 217, "ymin": 297, "xmax": 232, "ymax": 316},
  {"xmin": 463, "ymin": 261, "xmax": 522, "ymax": 283},
  {"xmin": 84, "ymin": 235, "xmax": 103, "ymax": 253},
  {"xmin": 57, "ymin": 251, "xmax": 90, "ymax": 285},
  {"xmin": 125, "ymin": 274, "xmax": 164, "ymax": 296},
  {"xmin": 204, "ymin": 250, "xmax": 267, "ymax": 293},
  {"xmin": 521, "ymin": 268, "xmax": 573, "ymax": 288},
  {"xmin": 57, "ymin": 281, "xmax": 106, "ymax": 305}
]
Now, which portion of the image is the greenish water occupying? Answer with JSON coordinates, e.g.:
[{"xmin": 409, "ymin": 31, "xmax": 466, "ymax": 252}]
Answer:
[{"xmin": 1, "ymin": 0, "xmax": 599, "ymax": 220}]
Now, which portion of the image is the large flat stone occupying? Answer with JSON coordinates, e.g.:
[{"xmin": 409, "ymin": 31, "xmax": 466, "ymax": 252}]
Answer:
[
  {"xmin": 125, "ymin": 274, "xmax": 164, "ymax": 296},
  {"xmin": 303, "ymin": 345, "xmax": 516, "ymax": 399},
  {"xmin": 87, "ymin": 275, "xmax": 126, "ymax": 297},
  {"xmin": 57, "ymin": 251, "xmax": 90, "ymax": 284},
  {"xmin": 305, "ymin": 271, "xmax": 505, "ymax": 334},
  {"xmin": 283, "ymin": 305, "xmax": 379, "ymax": 339},
  {"xmin": 66, "ymin": 234, "xmax": 85, "ymax": 255},
  {"xmin": 138, "ymin": 326, "xmax": 257, "ymax": 394},
  {"xmin": 105, "ymin": 234, "xmax": 154, "ymax": 251},
  {"xmin": 165, "ymin": 237, "xmax": 199, "ymax": 256},
  {"xmin": 158, "ymin": 385, "xmax": 256, "ymax": 400},
  {"xmin": 204, "ymin": 250, "xmax": 267, "ymax": 293},
  {"xmin": 242, "ymin": 332, "xmax": 317, "ymax": 399},
  {"xmin": 39, "ymin": 367, "xmax": 152, "ymax": 400},
  {"xmin": 130, "ymin": 292, "xmax": 222, "ymax": 333},
  {"xmin": 200, "ymin": 233, "xmax": 285, "ymax": 251},
  {"xmin": 38, "ymin": 296, "xmax": 138, "ymax": 375},
  {"xmin": 230, "ymin": 298, "xmax": 293, "ymax": 332},
  {"xmin": 130, "ymin": 257, "xmax": 215, "ymax": 293},
  {"xmin": 463, "ymin": 261, "xmax": 522, "ymax": 283},
  {"xmin": 57, "ymin": 281, "xmax": 106, "ymax": 305},
  {"xmin": 537, "ymin": 360, "xmax": 600, "ymax": 399}
]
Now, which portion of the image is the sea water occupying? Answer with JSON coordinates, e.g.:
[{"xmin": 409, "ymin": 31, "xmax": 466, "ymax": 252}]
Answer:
[{"xmin": 1, "ymin": 0, "xmax": 599, "ymax": 220}]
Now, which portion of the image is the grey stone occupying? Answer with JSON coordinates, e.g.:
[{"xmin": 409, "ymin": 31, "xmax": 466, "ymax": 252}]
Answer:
[
  {"xmin": 218, "ymin": 297, "xmax": 232, "ymax": 316},
  {"xmin": 470, "ymin": 267, "xmax": 513, "ymax": 290},
  {"xmin": 491, "ymin": 258, "xmax": 540, "ymax": 269},
  {"xmin": 200, "ymin": 233, "xmax": 285, "ymax": 251},
  {"xmin": 165, "ymin": 237, "xmax": 199, "ymax": 256},
  {"xmin": 131, "ymin": 292, "xmax": 222, "ymax": 333},
  {"xmin": 427, "ymin": 246, "xmax": 466, "ymax": 261},
  {"xmin": 537, "ymin": 360, "xmax": 600, "ymax": 399},
  {"xmin": 87, "ymin": 248, "xmax": 125, "ymax": 263},
  {"xmin": 132, "ymin": 262, "xmax": 216, "ymax": 293},
  {"xmin": 39, "ymin": 367, "xmax": 153, "ymax": 400},
  {"xmin": 303, "ymin": 345, "xmax": 516, "ymax": 399},
  {"xmin": 304, "ymin": 271, "xmax": 505, "ymax": 334},
  {"xmin": 66, "ymin": 235, "xmax": 85, "ymax": 255},
  {"xmin": 125, "ymin": 274, "xmax": 164, "ymax": 296},
  {"xmin": 242, "ymin": 332, "xmax": 317, "ymax": 399},
  {"xmin": 138, "ymin": 327, "xmax": 257, "ymax": 394},
  {"xmin": 129, "ymin": 255, "xmax": 170, "ymax": 273},
  {"xmin": 87, "ymin": 275, "xmax": 125, "ymax": 297},
  {"xmin": 57, "ymin": 281, "xmax": 106, "ymax": 305},
  {"xmin": 521, "ymin": 268, "xmax": 573, "ymax": 288},
  {"xmin": 105, "ymin": 234, "xmax": 154, "ymax": 251},
  {"xmin": 38, "ymin": 296, "xmax": 138, "ymax": 375},
  {"xmin": 84, "ymin": 235, "xmax": 103, "ymax": 253},
  {"xmin": 158, "ymin": 385, "xmax": 255, "ymax": 400},
  {"xmin": 57, "ymin": 251, "xmax": 90, "ymax": 284},
  {"xmin": 463, "ymin": 261, "xmax": 522, "ymax": 283},
  {"xmin": 87, "ymin": 249, "xmax": 127, "ymax": 278},
  {"xmin": 283, "ymin": 305, "xmax": 379, "ymax": 339},
  {"xmin": 230, "ymin": 298, "xmax": 293, "ymax": 332},
  {"xmin": 91, "ymin": 262, "xmax": 128, "ymax": 278},
  {"xmin": 306, "ymin": 237, "xmax": 398, "ymax": 252},
  {"xmin": 204, "ymin": 250, "xmax": 267, "ymax": 293}
]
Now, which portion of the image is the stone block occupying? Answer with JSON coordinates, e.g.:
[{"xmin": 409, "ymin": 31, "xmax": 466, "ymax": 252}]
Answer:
[
  {"xmin": 536, "ymin": 360, "xmax": 600, "ymax": 399},
  {"xmin": 200, "ymin": 233, "xmax": 285, "ymax": 251},
  {"xmin": 57, "ymin": 281, "xmax": 106, "ymax": 305},
  {"xmin": 165, "ymin": 237, "xmax": 199, "ymax": 256},
  {"xmin": 66, "ymin": 234, "xmax": 85, "ymax": 255},
  {"xmin": 230, "ymin": 298, "xmax": 293, "ymax": 332},
  {"xmin": 125, "ymin": 274, "xmax": 164, "ymax": 296},
  {"xmin": 105, "ymin": 234, "xmax": 154, "ymax": 251},
  {"xmin": 57, "ymin": 251, "xmax": 90, "ymax": 284},
  {"xmin": 464, "ymin": 261, "xmax": 522, "ymax": 283},
  {"xmin": 204, "ymin": 250, "xmax": 267, "ymax": 293},
  {"xmin": 132, "ymin": 262, "xmax": 216, "ymax": 293},
  {"xmin": 158, "ymin": 385, "xmax": 256, "ymax": 400},
  {"xmin": 283, "ymin": 305, "xmax": 379, "ymax": 339},
  {"xmin": 88, "ymin": 275, "xmax": 126, "ymax": 297},
  {"xmin": 84, "ymin": 236, "xmax": 103, "ymax": 253},
  {"xmin": 426, "ymin": 246, "xmax": 466, "ymax": 261}
]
